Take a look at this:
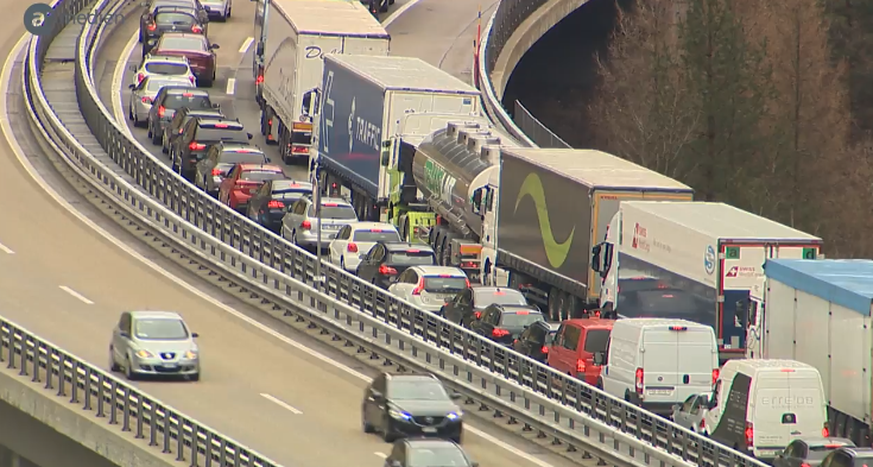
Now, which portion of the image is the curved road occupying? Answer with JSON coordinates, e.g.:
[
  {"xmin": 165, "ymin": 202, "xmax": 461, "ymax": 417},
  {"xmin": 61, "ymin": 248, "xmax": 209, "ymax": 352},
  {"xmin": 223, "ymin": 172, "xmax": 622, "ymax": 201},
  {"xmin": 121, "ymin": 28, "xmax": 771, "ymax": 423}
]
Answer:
[{"xmin": 0, "ymin": 2, "xmax": 575, "ymax": 467}]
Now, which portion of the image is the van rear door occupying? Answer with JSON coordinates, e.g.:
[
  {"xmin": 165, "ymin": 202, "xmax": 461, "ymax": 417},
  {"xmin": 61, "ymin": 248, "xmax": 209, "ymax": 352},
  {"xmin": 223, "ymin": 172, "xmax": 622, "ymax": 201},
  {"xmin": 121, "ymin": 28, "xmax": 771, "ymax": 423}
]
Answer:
[
  {"xmin": 752, "ymin": 369, "xmax": 826, "ymax": 456},
  {"xmin": 642, "ymin": 325, "xmax": 716, "ymax": 405}
]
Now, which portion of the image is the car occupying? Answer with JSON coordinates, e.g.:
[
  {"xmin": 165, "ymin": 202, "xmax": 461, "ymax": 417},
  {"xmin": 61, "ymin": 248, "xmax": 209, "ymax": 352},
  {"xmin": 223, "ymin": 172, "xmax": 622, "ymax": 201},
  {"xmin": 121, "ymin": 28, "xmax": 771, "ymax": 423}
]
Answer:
[
  {"xmin": 328, "ymin": 222, "xmax": 401, "ymax": 273},
  {"xmin": 819, "ymin": 447, "xmax": 873, "ymax": 467},
  {"xmin": 362, "ymin": 372, "xmax": 463, "ymax": 443},
  {"xmin": 161, "ymin": 107, "xmax": 225, "ymax": 154},
  {"xmin": 141, "ymin": 7, "xmax": 207, "ymax": 54},
  {"xmin": 382, "ymin": 438, "xmax": 477, "ymax": 467},
  {"xmin": 387, "ymin": 266, "xmax": 469, "ymax": 314},
  {"xmin": 200, "ymin": 0, "xmax": 231, "ymax": 20},
  {"xmin": 140, "ymin": 0, "xmax": 208, "ymax": 42},
  {"xmin": 281, "ymin": 196, "xmax": 358, "ymax": 250},
  {"xmin": 469, "ymin": 304, "xmax": 545, "ymax": 345},
  {"xmin": 195, "ymin": 143, "xmax": 266, "ymax": 196},
  {"xmin": 547, "ymin": 317, "xmax": 614, "ymax": 385},
  {"xmin": 512, "ymin": 321, "xmax": 560, "ymax": 362},
  {"xmin": 128, "ymin": 75, "xmax": 193, "ymax": 127},
  {"xmin": 246, "ymin": 179, "xmax": 312, "ymax": 232},
  {"xmin": 108, "ymin": 310, "xmax": 200, "ymax": 381},
  {"xmin": 129, "ymin": 55, "xmax": 195, "ymax": 88},
  {"xmin": 171, "ymin": 117, "xmax": 252, "ymax": 178},
  {"xmin": 217, "ymin": 164, "xmax": 285, "ymax": 212},
  {"xmin": 146, "ymin": 33, "xmax": 219, "ymax": 86},
  {"xmin": 440, "ymin": 286, "xmax": 527, "ymax": 328},
  {"xmin": 357, "ymin": 243, "xmax": 436, "ymax": 289},
  {"xmin": 671, "ymin": 393, "xmax": 712, "ymax": 434},
  {"xmin": 146, "ymin": 86, "xmax": 215, "ymax": 145},
  {"xmin": 774, "ymin": 438, "xmax": 855, "ymax": 467}
]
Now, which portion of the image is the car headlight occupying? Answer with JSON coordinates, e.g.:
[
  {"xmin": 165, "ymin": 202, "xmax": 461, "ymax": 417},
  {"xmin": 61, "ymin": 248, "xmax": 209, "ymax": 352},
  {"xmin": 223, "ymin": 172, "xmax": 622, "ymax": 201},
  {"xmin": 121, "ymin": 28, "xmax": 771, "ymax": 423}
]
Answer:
[
  {"xmin": 135, "ymin": 350, "xmax": 154, "ymax": 358},
  {"xmin": 446, "ymin": 411, "xmax": 463, "ymax": 421},
  {"xmin": 184, "ymin": 350, "xmax": 198, "ymax": 359},
  {"xmin": 388, "ymin": 408, "xmax": 412, "ymax": 420}
]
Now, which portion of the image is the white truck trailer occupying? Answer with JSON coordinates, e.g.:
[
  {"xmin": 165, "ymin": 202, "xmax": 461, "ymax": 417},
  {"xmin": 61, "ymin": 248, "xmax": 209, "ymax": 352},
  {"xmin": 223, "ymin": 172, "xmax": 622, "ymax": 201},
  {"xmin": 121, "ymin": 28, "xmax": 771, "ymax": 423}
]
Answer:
[
  {"xmin": 252, "ymin": 0, "xmax": 389, "ymax": 164},
  {"xmin": 757, "ymin": 258, "xmax": 873, "ymax": 446},
  {"xmin": 592, "ymin": 202, "xmax": 822, "ymax": 361}
]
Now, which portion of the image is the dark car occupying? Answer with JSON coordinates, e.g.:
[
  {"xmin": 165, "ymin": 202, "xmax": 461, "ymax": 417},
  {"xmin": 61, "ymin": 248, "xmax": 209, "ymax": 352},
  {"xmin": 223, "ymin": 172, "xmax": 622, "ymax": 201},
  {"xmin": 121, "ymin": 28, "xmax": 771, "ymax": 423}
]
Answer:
[
  {"xmin": 161, "ymin": 107, "xmax": 225, "ymax": 153},
  {"xmin": 470, "ymin": 304, "xmax": 545, "ymax": 346},
  {"xmin": 172, "ymin": 118, "xmax": 252, "ymax": 179},
  {"xmin": 139, "ymin": 0, "xmax": 208, "ymax": 43},
  {"xmin": 512, "ymin": 321, "xmax": 560, "ymax": 362},
  {"xmin": 246, "ymin": 179, "xmax": 312, "ymax": 232},
  {"xmin": 819, "ymin": 447, "xmax": 873, "ymax": 467},
  {"xmin": 383, "ymin": 438, "xmax": 476, "ymax": 467},
  {"xmin": 141, "ymin": 7, "xmax": 206, "ymax": 54},
  {"xmin": 357, "ymin": 243, "xmax": 436, "ymax": 289},
  {"xmin": 440, "ymin": 286, "xmax": 527, "ymax": 328},
  {"xmin": 362, "ymin": 373, "xmax": 463, "ymax": 443},
  {"xmin": 195, "ymin": 143, "xmax": 267, "ymax": 196},
  {"xmin": 147, "ymin": 33, "xmax": 219, "ymax": 86},
  {"xmin": 147, "ymin": 87, "xmax": 214, "ymax": 145},
  {"xmin": 774, "ymin": 438, "xmax": 855, "ymax": 467}
]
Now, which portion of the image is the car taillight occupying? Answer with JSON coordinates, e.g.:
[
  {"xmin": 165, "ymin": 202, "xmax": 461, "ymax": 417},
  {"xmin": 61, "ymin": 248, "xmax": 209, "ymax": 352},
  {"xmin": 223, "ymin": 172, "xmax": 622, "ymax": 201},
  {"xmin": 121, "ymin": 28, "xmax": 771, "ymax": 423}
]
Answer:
[
  {"xmin": 267, "ymin": 200, "xmax": 283, "ymax": 209},
  {"xmin": 137, "ymin": 73, "xmax": 144, "ymax": 83},
  {"xmin": 801, "ymin": 464, "xmax": 811, "ymax": 467},
  {"xmin": 347, "ymin": 242, "xmax": 358, "ymax": 252},
  {"xmin": 301, "ymin": 220, "xmax": 311, "ymax": 230},
  {"xmin": 411, "ymin": 278, "xmax": 425, "ymax": 295},
  {"xmin": 191, "ymin": 25, "xmax": 202, "ymax": 33},
  {"xmin": 158, "ymin": 106, "xmax": 165, "ymax": 117},
  {"xmin": 492, "ymin": 328, "xmax": 510, "ymax": 338},
  {"xmin": 635, "ymin": 368, "xmax": 644, "ymax": 394},
  {"xmin": 189, "ymin": 75, "xmax": 195, "ymax": 83},
  {"xmin": 822, "ymin": 424, "xmax": 830, "ymax": 437},
  {"xmin": 256, "ymin": 74, "xmax": 264, "ymax": 84},
  {"xmin": 474, "ymin": 311, "xmax": 481, "ymax": 319},
  {"xmin": 745, "ymin": 422, "xmax": 754, "ymax": 446},
  {"xmin": 576, "ymin": 359, "xmax": 587, "ymax": 373},
  {"xmin": 211, "ymin": 168, "xmax": 221, "ymax": 176},
  {"xmin": 378, "ymin": 264, "xmax": 397, "ymax": 275},
  {"xmin": 141, "ymin": 96, "xmax": 151, "ymax": 103},
  {"xmin": 147, "ymin": 23, "xmax": 156, "ymax": 31},
  {"xmin": 291, "ymin": 145, "xmax": 309, "ymax": 154},
  {"xmin": 189, "ymin": 142, "xmax": 206, "ymax": 150},
  {"xmin": 541, "ymin": 345, "xmax": 549, "ymax": 354},
  {"xmin": 700, "ymin": 419, "xmax": 706, "ymax": 430},
  {"xmin": 712, "ymin": 368, "xmax": 720, "ymax": 387}
]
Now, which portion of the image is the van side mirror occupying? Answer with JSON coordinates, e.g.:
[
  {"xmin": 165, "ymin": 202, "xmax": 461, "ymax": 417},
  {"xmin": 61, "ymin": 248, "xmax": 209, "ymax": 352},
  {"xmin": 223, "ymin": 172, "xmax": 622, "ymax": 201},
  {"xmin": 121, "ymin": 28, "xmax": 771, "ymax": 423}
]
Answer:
[
  {"xmin": 593, "ymin": 352, "xmax": 605, "ymax": 365},
  {"xmin": 672, "ymin": 404, "xmax": 681, "ymax": 412},
  {"xmin": 591, "ymin": 244, "xmax": 602, "ymax": 272},
  {"xmin": 708, "ymin": 397, "xmax": 718, "ymax": 409}
]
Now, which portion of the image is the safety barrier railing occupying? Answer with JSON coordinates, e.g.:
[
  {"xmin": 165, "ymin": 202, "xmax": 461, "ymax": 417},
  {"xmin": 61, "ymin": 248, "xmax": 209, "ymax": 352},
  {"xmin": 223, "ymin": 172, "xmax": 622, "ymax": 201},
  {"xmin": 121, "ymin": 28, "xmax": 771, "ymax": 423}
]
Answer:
[
  {"xmin": 513, "ymin": 100, "xmax": 571, "ymax": 148},
  {"xmin": 20, "ymin": 0, "xmax": 767, "ymax": 465}
]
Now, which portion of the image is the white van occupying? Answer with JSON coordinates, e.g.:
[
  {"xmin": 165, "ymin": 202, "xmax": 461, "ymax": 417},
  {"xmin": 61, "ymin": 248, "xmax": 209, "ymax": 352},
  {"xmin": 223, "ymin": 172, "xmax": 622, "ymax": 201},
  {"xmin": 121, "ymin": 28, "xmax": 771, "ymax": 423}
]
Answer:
[
  {"xmin": 596, "ymin": 318, "xmax": 718, "ymax": 415},
  {"xmin": 705, "ymin": 359, "xmax": 827, "ymax": 460}
]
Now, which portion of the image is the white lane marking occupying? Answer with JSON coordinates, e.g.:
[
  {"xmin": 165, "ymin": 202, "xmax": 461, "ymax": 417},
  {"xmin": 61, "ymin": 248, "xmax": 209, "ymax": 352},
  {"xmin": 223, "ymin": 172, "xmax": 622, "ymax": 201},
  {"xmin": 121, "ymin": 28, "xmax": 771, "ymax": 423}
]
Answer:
[
  {"xmin": 238, "ymin": 37, "xmax": 253, "ymax": 54},
  {"xmin": 1, "ymin": 33, "xmax": 557, "ymax": 467},
  {"xmin": 374, "ymin": 453, "xmax": 387, "ymax": 459},
  {"xmin": 112, "ymin": 29, "xmax": 139, "ymax": 136},
  {"xmin": 382, "ymin": 0, "xmax": 426, "ymax": 27},
  {"xmin": 226, "ymin": 78, "xmax": 235, "ymax": 95},
  {"xmin": 260, "ymin": 393, "xmax": 302, "ymax": 414},
  {"xmin": 58, "ymin": 286, "xmax": 94, "ymax": 305},
  {"xmin": 0, "ymin": 241, "xmax": 13, "ymax": 254}
]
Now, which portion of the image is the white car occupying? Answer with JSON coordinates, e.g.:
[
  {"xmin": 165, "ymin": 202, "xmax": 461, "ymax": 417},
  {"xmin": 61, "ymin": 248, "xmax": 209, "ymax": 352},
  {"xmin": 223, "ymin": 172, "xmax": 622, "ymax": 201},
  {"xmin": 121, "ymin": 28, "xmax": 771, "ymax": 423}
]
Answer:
[
  {"xmin": 129, "ymin": 55, "xmax": 196, "ymax": 88},
  {"xmin": 200, "ymin": 0, "xmax": 231, "ymax": 20},
  {"xmin": 128, "ymin": 75, "xmax": 194, "ymax": 126},
  {"xmin": 328, "ymin": 222, "xmax": 401, "ymax": 273},
  {"xmin": 387, "ymin": 266, "xmax": 470, "ymax": 314}
]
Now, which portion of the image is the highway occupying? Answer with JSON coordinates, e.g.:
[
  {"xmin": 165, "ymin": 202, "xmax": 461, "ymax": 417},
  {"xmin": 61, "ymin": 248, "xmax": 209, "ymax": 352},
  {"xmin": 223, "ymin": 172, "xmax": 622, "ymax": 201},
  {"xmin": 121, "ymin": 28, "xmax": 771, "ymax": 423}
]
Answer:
[{"xmin": 0, "ymin": 1, "xmax": 577, "ymax": 467}]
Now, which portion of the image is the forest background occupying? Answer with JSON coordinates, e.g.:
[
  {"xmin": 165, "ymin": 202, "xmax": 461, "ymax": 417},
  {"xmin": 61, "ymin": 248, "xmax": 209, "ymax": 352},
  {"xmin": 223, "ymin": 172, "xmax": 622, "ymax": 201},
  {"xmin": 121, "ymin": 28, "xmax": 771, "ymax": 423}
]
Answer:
[{"xmin": 544, "ymin": 0, "xmax": 873, "ymax": 257}]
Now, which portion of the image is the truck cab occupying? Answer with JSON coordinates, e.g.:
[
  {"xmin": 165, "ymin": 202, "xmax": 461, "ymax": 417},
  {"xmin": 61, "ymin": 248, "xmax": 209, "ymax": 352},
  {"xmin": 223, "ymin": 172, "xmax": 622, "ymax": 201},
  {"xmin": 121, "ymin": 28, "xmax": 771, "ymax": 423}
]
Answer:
[{"xmin": 745, "ymin": 285, "xmax": 764, "ymax": 359}]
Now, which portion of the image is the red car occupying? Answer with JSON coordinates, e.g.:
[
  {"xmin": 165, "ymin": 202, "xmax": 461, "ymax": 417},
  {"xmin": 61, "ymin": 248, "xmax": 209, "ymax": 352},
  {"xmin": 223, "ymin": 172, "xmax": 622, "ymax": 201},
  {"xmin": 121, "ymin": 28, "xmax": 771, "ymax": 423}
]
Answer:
[
  {"xmin": 148, "ymin": 33, "xmax": 219, "ymax": 87},
  {"xmin": 218, "ymin": 164, "xmax": 285, "ymax": 213}
]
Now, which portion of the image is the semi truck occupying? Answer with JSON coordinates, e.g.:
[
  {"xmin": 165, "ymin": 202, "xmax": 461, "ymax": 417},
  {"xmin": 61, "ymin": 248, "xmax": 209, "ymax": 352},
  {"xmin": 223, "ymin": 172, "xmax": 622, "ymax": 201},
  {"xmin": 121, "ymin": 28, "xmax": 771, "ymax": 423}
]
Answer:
[
  {"xmin": 252, "ymin": 0, "xmax": 389, "ymax": 164},
  {"xmin": 756, "ymin": 258, "xmax": 872, "ymax": 446},
  {"xmin": 592, "ymin": 201, "xmax": 822, "ymax": 361}
]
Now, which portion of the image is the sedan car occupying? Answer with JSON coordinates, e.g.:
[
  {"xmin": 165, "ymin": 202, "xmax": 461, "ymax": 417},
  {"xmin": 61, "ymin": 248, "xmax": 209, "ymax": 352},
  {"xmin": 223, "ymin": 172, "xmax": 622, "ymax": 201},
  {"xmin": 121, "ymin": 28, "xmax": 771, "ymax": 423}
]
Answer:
[
  {"xmin": 128, "ymin": 75, "xmax": 193, "ymax": 127},
  {"xmin": 512, "ymin": 321, "xmax": 560, "ymax": 363},
  {"xmin": 671, "ymin": 393, "xmax": 712, "ymax": 434},
  {"xmin": 218, "ymin": 163, "xmax": 286, "ymax": 212},
  {"xmin": 147, "ymin": 33, "xmax": 219, "ymax": 86},
  {"xmin": 200, "ymin": 0, "xmax": 231, "ymax": 20},
  {"xmin": 774, "ymin": 438, "xmax": 855, "ymax": 467},
  {"xmin": 470, "ymin": 304, "xmax": 545, "ymax": 345},
  {"xmin": 282, "ymin": 195, "xmax": 358, "ymax": 250},
  {"xmin": 195, "ymin": 143, "xmax": 266, "ymax": 196},
  {"xmin": 328, "ymin": 222, "xmax": 401, "ymax": 273},
  {"xmin": 362, "ymin": 372, "xmax": 463, "ymax": 443},
  {"xmin": 388, "ymin": 266, "xmax": 469, "ymax": 314},
  {"xmin": 383, "ymin": 439, "xmax": 477, "ymax": 467},
  {"xmin": 162, "ymin": 107, "xmax": 225, "ymax": 153},
  {"xmin": 141, "ymin": 7, "xmax": 206, "ymax": 55},
  {"xmin": 441, "ymin": 286, "xmax": 528, "ymax": 328},
  {"xmin": 129, "ymin": 54, "xmax": 195, "ymax": 88},
  {"xmin": 109, "ymin": 310, "xmax": 200, "ymax": 381},
  {"xmin": 140, "ymin": 0, "xmax": 208, "ymax": 43},
  {"xmin": 358, "ymin": 243, "xmax": 436, "ymax": 289},
  {"xmin": 246, "ymin": 179, "xmax": 312, "ymax": 232},
  {"xmin": 147, "ymin": 86, "xmax": 215, "ymax": 145}
]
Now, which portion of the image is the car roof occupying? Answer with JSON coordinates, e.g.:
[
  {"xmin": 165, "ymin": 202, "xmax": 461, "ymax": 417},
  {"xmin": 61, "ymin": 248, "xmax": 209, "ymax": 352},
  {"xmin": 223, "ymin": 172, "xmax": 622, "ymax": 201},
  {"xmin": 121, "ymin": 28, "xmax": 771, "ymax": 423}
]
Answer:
[
  {"xmin": 271, "ymin": 179, "xmax": 311, "ymax": 190},
  {"xmin": 238, "ymin": 163, "xmax": 282, "ymax": 171},
  {"xmin": 164, "ymin": 86, "xmax": 208, "ymax": 95},
  {"xmin": 183, "ymin": 109, "xmax": 223, "ymax": 117},
  {"xmin": 348, "ymin": 222, "xmax": 396, "ymax": 231},
  {"xmin": 562, "ymin": 317, "xmax": 617, "ymax": 329},
  {"xmin": 795, "ymin": 437, "xmax": 854, "ymax": 446},
  {"xmin": 383, "ymin": 242, "xmax": 433, "ymax": 252},
  {"xmin": 143, "ymin": 75, "xmax": 191, "ymax": 84},
  {"xmin": 409, "ymin": 265, "xmax": 467, "ymax": 276},
  {"xmin": 218, "ymin": 142, "xmax": 259, "ymax": 151},
  {"xmin": 197, "ymin": 118, "xmax": 243, "ymax": 128},
  {"xmin": 472, "ymin": 286, "xmax": 522, "ymax": 295},
  {"xmin": 128, "ymin": 310, "xmax": 183, "ymax": 320},
  {"xmin": 160, "ymin": 32, "xmax": 205, "ymax": 39},
  {"xmin": 154, "ymin": 5, "xmax": 196, "ymax": 13}
]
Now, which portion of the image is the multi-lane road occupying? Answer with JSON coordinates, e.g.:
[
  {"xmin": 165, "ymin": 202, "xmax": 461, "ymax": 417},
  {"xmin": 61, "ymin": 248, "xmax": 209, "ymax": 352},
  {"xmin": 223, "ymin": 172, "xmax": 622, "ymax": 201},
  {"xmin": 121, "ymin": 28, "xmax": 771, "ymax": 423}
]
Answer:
[{"xmin": 0, "ymin": 1, "xmax": 574, "ymax": 467}]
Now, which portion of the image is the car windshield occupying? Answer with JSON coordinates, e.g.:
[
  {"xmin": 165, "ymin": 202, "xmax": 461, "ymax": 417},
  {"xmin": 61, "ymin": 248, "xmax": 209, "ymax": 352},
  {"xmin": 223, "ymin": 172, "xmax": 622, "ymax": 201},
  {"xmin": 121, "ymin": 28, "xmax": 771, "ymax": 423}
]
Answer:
[
  {"xmin": 353, "ymin": 230, "xmax": 400, "ymax": 242},
  {"xmin": 423, "ymin": 276, "xmax": 468, "ymax": 294},
  {"xmin": 195, "ymin": 128, "xmax": 246, "ymax": 142},
  {"xmin": 273, "ymin": 189, "xmax": 309, "ymax": 200},
  {"xmin": 134, "ymin": 318, "xmax": 188, "ymax": 340},
  {"xmin": 408, "ymin": 447, "xmax": 469, "ymax": 467},
  {"xmin": 241, "ymin": 170, "xmax": 283, "ymax": 182},
  {"xmin": 500, "ymin": 311, "xmax": 544, "ymax": 328},
  {"xmin": 388, "ymin": 250, "xmax": 435, "ymax": 265},
  {"xmin": 155, "ymin": 12, "xmax": 195, "ymax": 24},
  {"xmin": 389, "ymin": 380, "xmax": 448, "ymax": 401},
  {"xmin": 147, "ymin": 79, "xmax": 185, "ymax": 91},
  {"xmin": 218, "ymin": 151, "xmax": 265, "ymax": 164},
  {"xmin": 474, "ymin": 289, "xmax": 526, "ymax": 306},
  {"xmin": 316, "ymin": 205, "xmax": 357, "ymax": 219},
  {"xmin": 160, "ymin": 36, "xmax": 206, "ymax": 52},
  {"xmin": 145, "ymin": 62, "xmax": 188, "ymax": 75},
  {"xmin": 584, "ymin": 329, "xmax": 610, "ymax": 352},
  {"xmin": 164, "ymin": 93, "xmax": 211, "ymax": 109}
]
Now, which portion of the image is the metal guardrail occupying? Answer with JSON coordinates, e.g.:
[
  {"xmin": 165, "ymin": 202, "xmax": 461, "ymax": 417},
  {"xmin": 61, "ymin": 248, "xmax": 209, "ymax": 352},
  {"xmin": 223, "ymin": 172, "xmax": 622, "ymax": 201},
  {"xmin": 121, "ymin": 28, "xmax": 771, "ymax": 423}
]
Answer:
[
  {"xmin": 513, "ymin": 100, "xmax": 571, "ymax": 148},
  {"xmin": 19, "ymin": 0, "xmax": 768, "ymax": 465}
]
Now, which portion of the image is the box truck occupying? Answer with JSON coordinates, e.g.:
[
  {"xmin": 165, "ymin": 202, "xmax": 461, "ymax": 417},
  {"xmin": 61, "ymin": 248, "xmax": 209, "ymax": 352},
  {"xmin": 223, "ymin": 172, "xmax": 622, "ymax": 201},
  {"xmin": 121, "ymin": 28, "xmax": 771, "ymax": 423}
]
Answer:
[
  {"xmin": 757, "ymin": 259, "xmax": 873, "ymax": 446},
  {"xmin": 592, "ymin": 202, "xmax": 822, "ymax": 361},
  {"xmin": 252, "ymin": 0, "xmax": 389, "ymax": 164}
]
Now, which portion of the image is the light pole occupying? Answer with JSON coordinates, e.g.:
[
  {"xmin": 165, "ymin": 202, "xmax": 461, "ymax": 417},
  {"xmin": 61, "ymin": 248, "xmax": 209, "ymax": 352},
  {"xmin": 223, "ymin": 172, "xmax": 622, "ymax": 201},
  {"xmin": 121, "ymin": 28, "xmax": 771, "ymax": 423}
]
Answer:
[{"xmin": 311, "ymin": 157, "xmax": 325, "ymax": 290}]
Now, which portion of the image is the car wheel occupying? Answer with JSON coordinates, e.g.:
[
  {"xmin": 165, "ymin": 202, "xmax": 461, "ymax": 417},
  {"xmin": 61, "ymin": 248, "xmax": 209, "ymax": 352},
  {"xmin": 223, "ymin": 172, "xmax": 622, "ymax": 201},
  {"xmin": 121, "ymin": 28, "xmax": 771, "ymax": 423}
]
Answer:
[
  {"xmin": 382, "ymin": 417, "xmax": 395, "ymax": 442},
  {"xmin": 108, "ymin": 347, "xmax": 120, "ymax": 372},
  {"xmin": 291, "ymin": 229, "xmax": 298, "ymax": 245},
  {"xmin": 340, "ymin": 257, "xmax": 346, "ymax": 271},
  {"xmin": 151, "ymin": 126, "xmax": 161, "ymax": 144},
  {"xmin": 362, "ymin": 410, "xmax": 375, "ymax": 433},
  {"xmin": 128, "ymin": 103, "xmax": 134, "ymax": 121},
  {"xmin": 161, "ymin": 133, "xmax": 169, "ymax": 153},
  {"xmin": 124, "ymin": 356, "xmax": 137, "ymax": 381},
  {"xmin": 147, "ymin": 123, "xmax": 153, "ymax": 138}
]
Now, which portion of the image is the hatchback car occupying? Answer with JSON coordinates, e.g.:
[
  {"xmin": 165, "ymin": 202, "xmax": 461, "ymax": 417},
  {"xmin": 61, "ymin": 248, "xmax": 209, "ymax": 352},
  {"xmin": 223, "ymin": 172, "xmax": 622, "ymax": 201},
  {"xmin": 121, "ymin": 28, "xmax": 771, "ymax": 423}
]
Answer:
[
  {"xmin": 774, "ymin": 438, "xmax": 855, "ymax": 467},
  {"xmin": 358, "ymin": 243, "xmax": 437, "ymax": 289},
  {"xmin": 147, "ymin": 86, "xmax": 214, "ymax": 144},
  {"xmin": 440, "ymin": 286, "xmax": 527, "ymax": 328},
  {"xmin": 218, "ymin": 164, "xmax": 285, "ymax": 212},
  {"xmin": 246, "ymin": 179, "xmax": 312, "ymax": 232},
  {"xmin": 139, "ymin": 0, "xmax": 208, "ymax": 43},
  {"xmin": 512, "ymin": 321, "xmax": 560, "ymax": 363},
  {"xmin": 161, "ymin": 107, "xmax": 225, "ymax": 153},
  {"xmin": 387, "ymin": 266, "xmax": 469, "ymax": 314},
  {"xmin": 141, "ymin": 7, "xmax": 206, "ymax": 55},
  {"xmin": 328, "ymin": 222, "xmax": 401, "ymax": 273},
  {"xmin": 470, "ymin": 304, "xmax": 545, "ymax": 345},
  {"xmin": 282, "ymin": 196, "xmax": 358, "ymax": 250},
  {"xmin": 129, "ymin": 54, "xmax": 195, "ymax": 88},
  {"xmin": 128, "ymin": 75, "xmax": 193, "ymax": 127},
  {"xmin": 671, "ymin": 393, "xmax": 712, "ymax": 434},
  {"xmin": 200, "ymin": 0, "xmax": 231, "ymax": 19},
  {"xmin": 383, "ymin": 438, "xmax": 477, "ymax": 467},
  {"xmin": 108, "ymin": 310, "xmax": 200, "ymax": 381},
  {"xmin": 819, "ymin": 447, "xmax": 873, "ymax": 467},
  {"xmin": 362, "ymin": 372, "xmax": 463, "ymax": 443},
  {"xmin": 195, "ymin": 143, "xmax": 266, "ymax": 195},
  {"xmin": 172, "ymin": 118, "xmax": 252, "ymax": 178},
  {"xmin": 147, "ymin": 33, "xmax": 219, "ymax": 86}
]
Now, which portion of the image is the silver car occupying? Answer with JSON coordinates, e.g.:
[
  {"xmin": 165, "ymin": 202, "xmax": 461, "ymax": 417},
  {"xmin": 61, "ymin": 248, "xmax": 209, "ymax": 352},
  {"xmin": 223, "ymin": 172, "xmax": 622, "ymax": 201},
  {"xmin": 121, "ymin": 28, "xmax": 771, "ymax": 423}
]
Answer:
[
  {"xmin": 671, "ymin": 392, "xmax": 711, "ymax": 434},
  {"xmin": 129, "ymin": 54, "xmax": 196, "ymax": 87},
  {"xmin": 281, "ymin": 195, "xmax": 358, "ymax": 250},
  {"xmin": 128, "ymin": 75, "xmax": 194, "ymax": 127},
  {"xmin": 109, "ymin": 310, "xmax": 200, "ymax": 381},
  {"xmin": 200, "ymin": 0, "xmax": 231, "ymax": 20}
]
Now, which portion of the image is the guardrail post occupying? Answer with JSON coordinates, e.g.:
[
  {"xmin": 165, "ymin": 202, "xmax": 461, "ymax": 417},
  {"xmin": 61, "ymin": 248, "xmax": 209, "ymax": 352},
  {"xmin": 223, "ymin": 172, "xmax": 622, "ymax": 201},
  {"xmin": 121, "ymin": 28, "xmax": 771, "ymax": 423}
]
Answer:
[
  {"xmin": 218, "ymin": 438, "xmax": 226, "ymax": 467},
  {"xmin": 5, "ymin": 327, "xmax": 13, "ymax": 369},
  {"xmin": 109, "ymin": 379, "xmax": 118, "ymax": 424},
  {"xmin": 163, "ymin": 408, "xmax": 171, "ymax": 453},
  {"xmin": 96, "ymin": 372, "xmax": 105, "ymax": 417},
  {"xmin": 176, "ymin": 419, "xmax": 185, "ymax": 461},
  {"xmin": 189, "ymin": 423, "xmax": 198, "ymax": 466},
  {"xmin": 122, "ymin": 386, "xmax": 131, "ymax": 431},
  {"xmin": 204, "ymin": 432, "xmax": 213, "ymax": 467},
  {"xmin": 84, "ymin": 366, "xmax": 93, "ymax": 410},
  {"xmin": 150, "ymin": 401, "xmax": 158, "ymax": 446},
  {"xmin": 31, "ymin": 341, "xmax": 41, "ymax": 382},
  {"xmin": 135, "ymin": 394, "xmax": 144, "ymax": 437},
  {"xmin": 70, "ymin": 361, "xmax": 78, "ymax": 403},
  {"xmin": 44, "ymin": 348, "xmax": 53, "ymax": 389}
]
